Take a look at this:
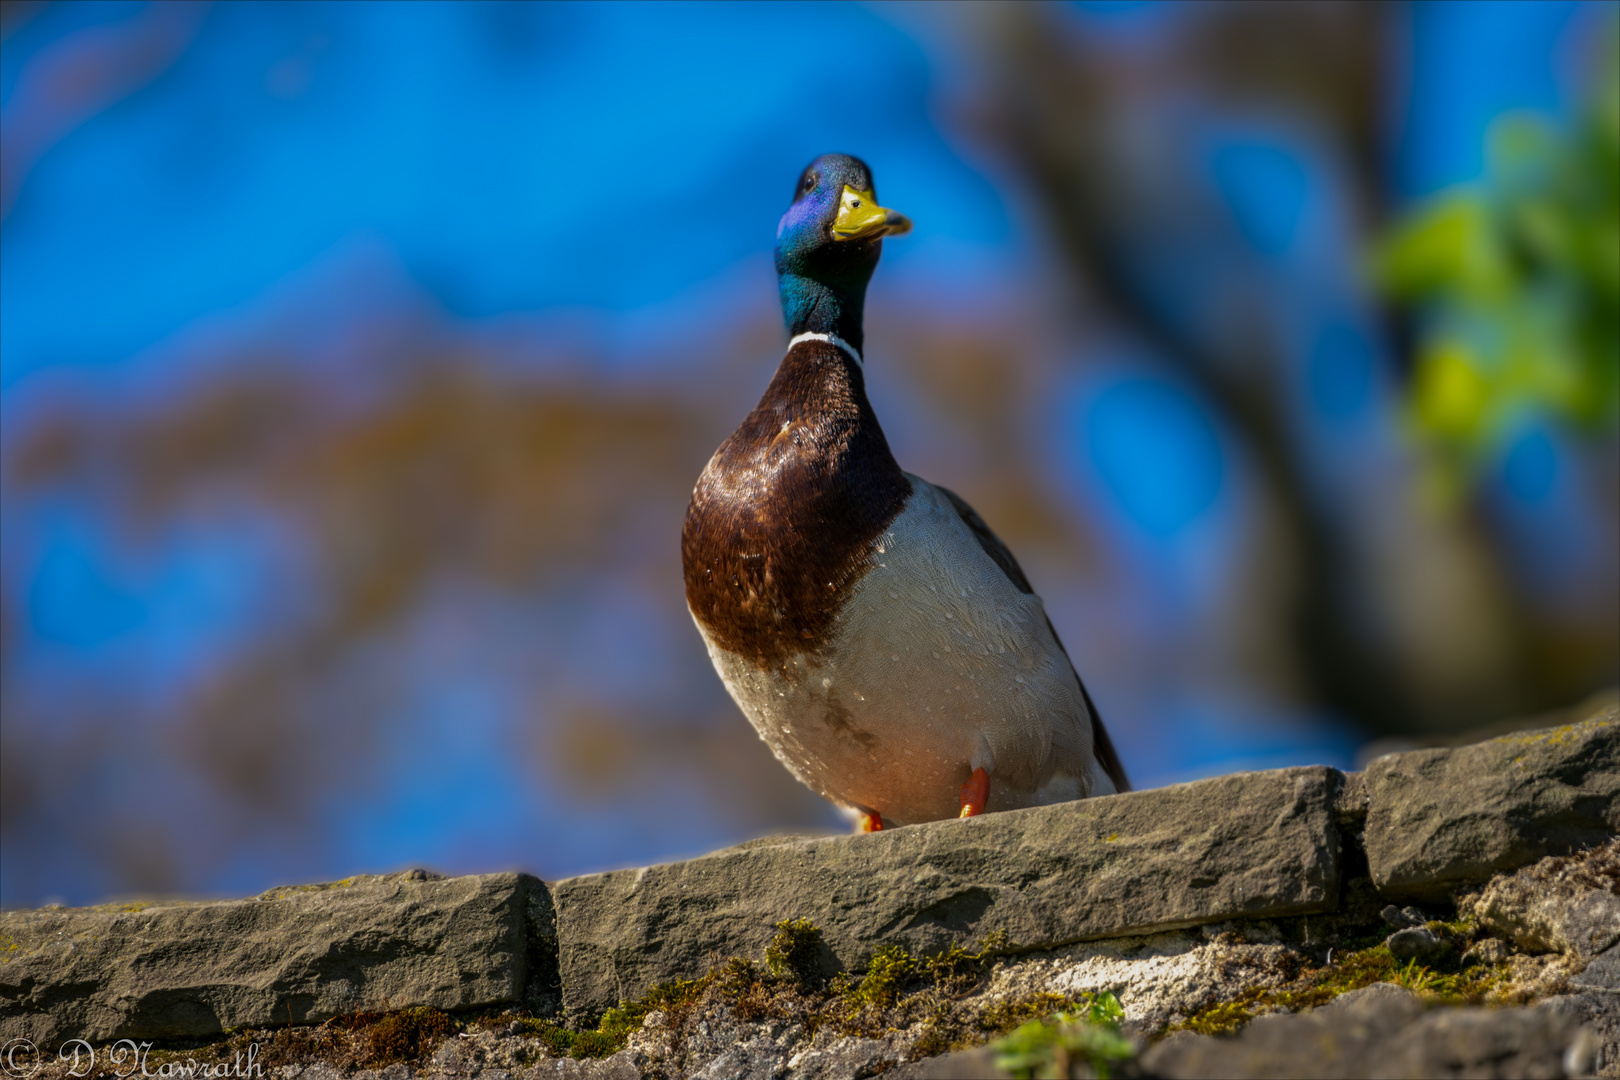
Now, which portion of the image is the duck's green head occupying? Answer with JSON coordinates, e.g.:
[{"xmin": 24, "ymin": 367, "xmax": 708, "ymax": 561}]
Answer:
[{"xmin": 774, "ymin": 153, "xmax": 911, "ymax": 354}]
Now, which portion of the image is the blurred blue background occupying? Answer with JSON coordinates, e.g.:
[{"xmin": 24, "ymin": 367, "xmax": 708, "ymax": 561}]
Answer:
[{"xmin": 2, "ymin": 0, "xmax": 1617, "ymax": 908}]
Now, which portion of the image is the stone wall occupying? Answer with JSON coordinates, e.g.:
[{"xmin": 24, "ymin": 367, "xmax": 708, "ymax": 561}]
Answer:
[{"xmin": 2, "ymin": 703, "xmax": 1616, "ymax": 1076}]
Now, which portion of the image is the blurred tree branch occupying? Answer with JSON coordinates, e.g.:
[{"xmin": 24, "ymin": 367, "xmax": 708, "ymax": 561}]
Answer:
[{"xmin": 972, "ymin": 2, "xmax": 1449, "ymax": 733}]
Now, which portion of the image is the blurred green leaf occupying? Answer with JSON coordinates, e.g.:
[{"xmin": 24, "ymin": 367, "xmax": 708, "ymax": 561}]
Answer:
[
  {"xmin": 1373, "ymin": 196, "xmax": 1509, "ymax": 302},
  {"xmin": 991, "ymin": 991, "xmax": 1133, "ymax": 1079},
  {"xmin": 1372, "ymin": 23, "xmax": 1620, "ymax": 498},
  {"xmin": 1411, "ymin": 339, "xmax": 1491, "ymax": 440}
]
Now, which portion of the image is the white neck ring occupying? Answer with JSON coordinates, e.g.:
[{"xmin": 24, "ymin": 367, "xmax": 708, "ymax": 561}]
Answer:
[{"xmin": 787, "ymin": 331, "xmax": 862, "ymax": 367}]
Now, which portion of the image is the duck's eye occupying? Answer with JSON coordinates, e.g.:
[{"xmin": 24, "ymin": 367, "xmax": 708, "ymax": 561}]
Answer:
[{"xmin": 802, "ymin": 176, "xmax": 816, "ymax": 194}]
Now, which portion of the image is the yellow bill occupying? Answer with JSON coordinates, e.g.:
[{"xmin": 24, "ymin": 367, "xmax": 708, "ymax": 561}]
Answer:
[{"xmin": 832, "ymin": 186, "xmax": 912, "ymax": 241}]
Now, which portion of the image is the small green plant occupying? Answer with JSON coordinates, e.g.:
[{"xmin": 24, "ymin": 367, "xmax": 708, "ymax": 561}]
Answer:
[
  {"xmin": 1392, "ymin": 958, "xmax": 1441, "ymax": 995},
  {"xmin": 841, "ymin": 944, "xmax": 921, "ymax": 1009},
  {"xmin": 765, "ymin": 917, "xmax": 825, "ymax": 988},
  {"xmin": 506, "ymin": 1018, "xmax": 580, "ymax": 1059},
  {"xmin": 990, "ymin": 992, "xmax": 1134, "ymax": 1080},
  {"xmin": 503, "ymin": 971, "xmax": 716, "ymax": 1059},
  {"xmin": 926, "ymin": 929, "xmax": 1011, "ymax": 996}
]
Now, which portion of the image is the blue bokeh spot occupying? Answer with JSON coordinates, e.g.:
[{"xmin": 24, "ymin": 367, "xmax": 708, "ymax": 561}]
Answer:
[
  {"xmin": 1398, "ymin": 0, "xmax": 1580, "ymax": 195},
  {"xmin": 1086, "ymin": 379, "xmax": 1224, "ymax": 538},
  {"xmin": 1307, "ymin": 322, "xmax": 1375, "ymax": 419},
  {"xmin": 1210, "ymin": 142, "xmax": 1309, "ymax": 256},
  {"xmin": 1502, "ymin": 425, "xmax": 1559, "ymax": 504},
  {"xmin": 29, "ymin": 542, "xmax": 145, "ymax": 646}
]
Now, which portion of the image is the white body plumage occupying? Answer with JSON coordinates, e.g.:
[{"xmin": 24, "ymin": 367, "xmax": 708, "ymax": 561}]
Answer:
[{"xmin": 692, "ymin": 475, "xmax": 1115, "ymax": 825}]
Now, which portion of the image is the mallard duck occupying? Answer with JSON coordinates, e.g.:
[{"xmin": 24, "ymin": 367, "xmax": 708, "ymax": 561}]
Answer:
[{"xmin": 682, "ymin": 153, "xmax": 1129, "ymax": 830}]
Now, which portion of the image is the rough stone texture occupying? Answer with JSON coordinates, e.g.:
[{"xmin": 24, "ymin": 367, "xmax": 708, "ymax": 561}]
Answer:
[
  {"xmin": 553, "ymin": 766, "xmax": 1341, "ymax": 1019},
  {"xmin": 539, "ymin": 1001, "xmax": 912, "ymax": 1080},
  {"xmin": 883, "ymin": 938, "xmax": 1612, "ymax": 1079},
  {"xmin": 1332, "ymin": 770, "xmax": 1368, "ymax": 822},
  {"xmin": 1573, "ymin": 944, "xmax": 1620, "ymax": 992},
  {"xmin": 8, "ymin": 698, "xmax": 1619, "ymax": 1077},
  {"xmin": 1544, "ymin": 990, "xmax": 1620, "ymax": 1079},
  {"xmin": 1459, "ymin": 838, "xmax": 1620, "ymax": 960},
  {"xmin": 738, "ymin": 1028, "xmax": 910, "ymax": 1080},
  {"xmin": 973, "ymin": 925, "xmax": 1308, "ymax": 1035},
  {"xmin": 1364, "ymin": 706, "xmax": 1620, "ymax": 900},
  {"xmin": 888, "ymin": 1046, "xmax": 1008, "ymax": 1078},
  {"xmin": 1138, "ymin": 982, "xmax": 1592, "ymax": 1079},
  {"xmin": 0, "ymin": 871, "xmax": 556, "ymax": 1048},
  {"xmin": 13, "ymin": 894, "xmax": 1616, "ymax": 1080}
]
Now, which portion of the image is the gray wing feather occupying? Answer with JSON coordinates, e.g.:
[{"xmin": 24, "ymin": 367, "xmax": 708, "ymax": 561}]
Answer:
[{"xmin": 934, "ymin": 484, "xmax": 1132, "ymax": 793}]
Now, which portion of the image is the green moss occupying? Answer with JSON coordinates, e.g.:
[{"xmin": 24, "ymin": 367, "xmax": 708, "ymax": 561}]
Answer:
[
  {"xmin": 515, "ymin": 971, "xmax": 723, "ymax": 1059},
  {"xmin": 926, "ymin": 930, "xmax": 1010, "ymax": 994},
  {"xmin": 1170, "ymin": 933, "xmax": 1512, "ymax": 1037},
  {"xmin": 839, "ymin": 944, "xmax": 920, "ymax": 1009},
  {"xmin": 582, "ymin": 921, "xmax": 1034, "ymax": 1059},
  {"xmin": 468, "ymin": 971, "xmax": 722, "ymax": 1061},
  {"xmin": 505, "ymin": 1018, "xmax": 621, "ymax": 1059},
  {"xmin": 910, "ymin": 989, "xmax": 1091, "ymax": 1059},
  {"xmin": 765, "ymin": 917, "xmax": 824, "ymax": 987},
  {"xmin": 978, "ymin": 992, "xmax": 1085, "ymax": 1034},
  {"xmin": 1176, "ymin": 994, "xmax": 1263, "ymax": 1037},
  {"xmin": 504, "ymin": 1018, "xmax": 576, "ymax": 1058},
  {"xmin": 816, "ymin": 928, "xmax": 1017, "ymax": 1046}
]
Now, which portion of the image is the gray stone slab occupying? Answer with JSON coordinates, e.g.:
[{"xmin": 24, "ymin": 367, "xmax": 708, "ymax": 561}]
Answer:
[
  {"xmin": 1460, "ymin": 840, "xmax": 1620, "ymax": 961},
  {"xmin": 553, "ymin": 766, "xmax": 1341, "ymax": 1020},
  {"xmin": 1139, "ymin": 983, "xmax": 1589, "ymax": 1080},
  {"xmin": 0, "ymin": 871, "xmax": 556, "ymax": 1048},
  {"xmin": 887, "ymin": 1046, "xmax": 1010, "ymax": 1079},
  {"xmin": 1364, "ymin": 706, "xmax": 1620, "ymax": 900},
  {"xmin": 1543, "ymin": 990, "xmax": 1618, "ymax": 1080},
  {"xmin": 1570, "ymin": 944, "xmax": 1620, "ymax": 993}
]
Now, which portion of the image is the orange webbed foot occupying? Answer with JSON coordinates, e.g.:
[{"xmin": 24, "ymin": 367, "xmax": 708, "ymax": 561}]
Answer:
[
  {"xmin": 856, "ymin": 811, "xmax": 884, "ymax": 833},
  {"xmin": 959, "ymin": 767, "xmax": 989, "ymax": 818}
]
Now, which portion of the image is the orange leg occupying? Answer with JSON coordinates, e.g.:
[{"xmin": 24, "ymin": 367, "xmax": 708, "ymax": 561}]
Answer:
[
  {"xmin": 856, "ymin": 811, "xmax": 884, "ymax": 833},
  {"xmin": 959, "ymin": 767, "xmax": 990, "ymax": 818}
]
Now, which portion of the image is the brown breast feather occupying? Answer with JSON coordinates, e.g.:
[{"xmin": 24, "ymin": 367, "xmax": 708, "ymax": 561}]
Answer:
[{"xmin": 682, "ymin": 340, "xmax": 910, "ymax": 672}]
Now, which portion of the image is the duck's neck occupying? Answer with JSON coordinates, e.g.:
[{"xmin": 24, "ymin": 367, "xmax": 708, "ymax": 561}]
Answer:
[{"xmin": 778, "ymin": 272, "xmax": 866, "ymax": 356}]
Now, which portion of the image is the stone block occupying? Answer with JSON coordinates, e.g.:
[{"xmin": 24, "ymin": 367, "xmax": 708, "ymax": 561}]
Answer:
[
  {"xmin": 1459, "ymin": 840, "xmax": 1620, "ymax": 961},
  {"xmin": 1364, "ymin": 706, "xmax": 1620, "ymax": 900},
  {"xmin": 1139, "ymin": 983, "xmax": 1590, "ymax": 1080},
  {"xmin": 552, "ymin": 766, "xmax": 1341, "ymax": 1020},
  {"xmin": 0, "ymin": 871, "xmax": 555, "ymax": 1048}
]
